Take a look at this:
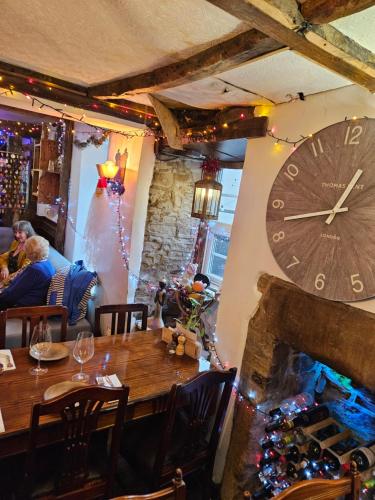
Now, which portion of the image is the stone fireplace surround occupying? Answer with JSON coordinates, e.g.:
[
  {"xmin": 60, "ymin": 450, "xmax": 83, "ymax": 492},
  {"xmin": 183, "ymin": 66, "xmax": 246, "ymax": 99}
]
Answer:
[{"xmin": 221, "ymin": 273, "xmax": 375, "ymax": 499}]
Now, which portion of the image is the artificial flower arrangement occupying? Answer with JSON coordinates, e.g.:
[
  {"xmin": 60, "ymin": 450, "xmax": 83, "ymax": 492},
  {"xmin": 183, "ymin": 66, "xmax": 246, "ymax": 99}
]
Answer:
[{"xmin": 174, "ymin": 273, "xmax": 215, "ymax": 338}]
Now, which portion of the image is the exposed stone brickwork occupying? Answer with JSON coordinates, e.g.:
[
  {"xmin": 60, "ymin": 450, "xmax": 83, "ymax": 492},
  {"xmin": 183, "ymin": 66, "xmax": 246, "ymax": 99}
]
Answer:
[{"xmin": 135, "ymin": 159, "xmax": 201, "ymax": 308}]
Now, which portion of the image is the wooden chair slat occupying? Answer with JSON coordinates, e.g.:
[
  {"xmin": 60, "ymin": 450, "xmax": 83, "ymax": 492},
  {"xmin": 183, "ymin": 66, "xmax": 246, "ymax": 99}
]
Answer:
[
  {"xmin": 24, "ymin": 385, "xmax": 129, "ymax": 499},
  {"xmin": 0, "ymin": 305, "xmax": 69, "ymax": 348},
  {"xmin": 95, "ymin": 304, "xmax": 148, "ymax": 336}
]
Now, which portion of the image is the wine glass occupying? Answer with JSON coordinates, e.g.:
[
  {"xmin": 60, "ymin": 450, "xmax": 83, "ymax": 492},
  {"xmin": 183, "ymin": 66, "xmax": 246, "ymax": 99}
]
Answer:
[
  {"xmin": 72, "ymin": 331, "xmax": 94, "ymax": 382},
  {"xmin": 29, "ymin": 323, "xmax": 52, "ymax": 375}
]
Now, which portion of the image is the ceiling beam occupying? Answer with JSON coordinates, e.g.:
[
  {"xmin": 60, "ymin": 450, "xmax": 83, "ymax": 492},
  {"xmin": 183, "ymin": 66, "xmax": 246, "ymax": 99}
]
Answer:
[
  {"xmin": 206, "ymin": 0, "xmax": 375, "ymax": 92},
  {"xmin": 300, "ymin": 0, "xmax": 375, "ymax": 24},
  {"xmin": 88, "ymin": 29, "xmax": 285, "ymax": 98},
  {"xmin": 0, "ymin": 61, "xmax": 156, "ymax": 124}
]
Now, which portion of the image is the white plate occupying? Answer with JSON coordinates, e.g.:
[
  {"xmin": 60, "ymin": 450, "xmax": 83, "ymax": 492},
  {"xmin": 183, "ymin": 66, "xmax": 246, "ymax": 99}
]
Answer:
[{"xmin": 29, "ymin": 343, "xmax": 69, "ymax": 361}]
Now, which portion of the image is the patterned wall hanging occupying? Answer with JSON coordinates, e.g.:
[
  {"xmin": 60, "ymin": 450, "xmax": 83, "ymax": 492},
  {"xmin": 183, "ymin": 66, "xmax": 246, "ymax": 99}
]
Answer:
[{"xmin": 0, "ymin": 151, "xmax": 28, "ymax": 211}]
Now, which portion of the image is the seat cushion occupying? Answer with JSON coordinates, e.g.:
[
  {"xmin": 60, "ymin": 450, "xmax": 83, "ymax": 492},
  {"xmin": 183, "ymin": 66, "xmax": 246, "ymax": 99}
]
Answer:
[{"xmin": 4, "ymin": 317, "xmax": 92, "ymax": 348}]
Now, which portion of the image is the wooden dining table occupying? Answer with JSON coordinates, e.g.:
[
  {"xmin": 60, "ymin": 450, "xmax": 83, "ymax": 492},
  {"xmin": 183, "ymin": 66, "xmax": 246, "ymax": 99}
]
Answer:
[{"xmin": 0, "ymin": 328, "xmax": 210, "ymax": 458}]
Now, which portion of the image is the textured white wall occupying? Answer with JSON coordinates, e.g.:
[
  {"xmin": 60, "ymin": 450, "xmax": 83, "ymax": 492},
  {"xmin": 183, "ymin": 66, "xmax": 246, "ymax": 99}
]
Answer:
[
  {"xmin": 65, "ymin": 123, "xmax": 155, "ymax": 306},
  {"xmin": 213, "ymin": 85, "xmax": 375, "ymax": 480}
]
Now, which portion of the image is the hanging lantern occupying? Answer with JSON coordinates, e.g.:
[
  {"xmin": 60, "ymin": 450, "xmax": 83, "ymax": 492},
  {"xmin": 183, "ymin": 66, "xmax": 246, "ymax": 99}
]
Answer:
[{"xmin": 191, "ymin": 159, "xmax": 222, "ymax": 220}]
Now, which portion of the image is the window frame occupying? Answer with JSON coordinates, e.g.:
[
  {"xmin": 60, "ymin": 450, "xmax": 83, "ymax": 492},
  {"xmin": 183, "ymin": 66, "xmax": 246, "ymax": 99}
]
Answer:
[{"xmin": 202, "ymin": 222, "xmax": 231, "ymax": 289}]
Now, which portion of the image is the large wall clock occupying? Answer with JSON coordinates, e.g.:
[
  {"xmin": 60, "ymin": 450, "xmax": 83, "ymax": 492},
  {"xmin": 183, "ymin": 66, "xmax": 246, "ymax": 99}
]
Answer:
[{"xmin": 266, "ymin": 117, "xmax": 375, "ymax": 302}]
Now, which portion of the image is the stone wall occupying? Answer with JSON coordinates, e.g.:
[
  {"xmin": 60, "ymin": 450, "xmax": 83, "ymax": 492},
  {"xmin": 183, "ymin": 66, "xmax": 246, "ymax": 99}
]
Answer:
[{"xmin": 135, "ymin": 158, "xmax": 200, "ymax": 308}]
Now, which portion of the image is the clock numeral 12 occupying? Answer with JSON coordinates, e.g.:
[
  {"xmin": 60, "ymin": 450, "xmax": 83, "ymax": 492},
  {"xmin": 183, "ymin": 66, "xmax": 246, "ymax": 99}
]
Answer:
[
  {"xmin": 351, "ymin": 274, "xmax": 364, "ymax": 293},
  {"xmin": 286, "ymin": 255, "xmax": 300, "ymax": 269},
  {"xmin": 344, "ymin": 125, "xmax": 363, "ymax": 145},
  {"xmin": 284, "ymin": 164, "xmax": 299, "ymax": 181},
  {"xmin": 315, "ymin": 273, "xmax": 326, "ymax": 290},
  {"xmin": 311, "ymin": 138, "xmax": 324, "ymax": 157}
]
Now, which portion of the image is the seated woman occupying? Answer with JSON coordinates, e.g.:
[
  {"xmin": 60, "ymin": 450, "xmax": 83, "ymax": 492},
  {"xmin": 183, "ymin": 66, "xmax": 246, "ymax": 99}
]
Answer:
[
  {"xmin": 0, "ymin": 235, "xmax": 55, "ymax": 309},
  {"xmin": 0, "ymin": 220, "xmax": 35, "ymax": 286}
]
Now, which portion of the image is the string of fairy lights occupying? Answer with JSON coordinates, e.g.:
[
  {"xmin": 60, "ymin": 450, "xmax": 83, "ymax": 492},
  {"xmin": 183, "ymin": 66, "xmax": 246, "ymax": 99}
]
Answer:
[{"xmin": 1, "ymin": 82, "xmax": 350, "ymax": 149}]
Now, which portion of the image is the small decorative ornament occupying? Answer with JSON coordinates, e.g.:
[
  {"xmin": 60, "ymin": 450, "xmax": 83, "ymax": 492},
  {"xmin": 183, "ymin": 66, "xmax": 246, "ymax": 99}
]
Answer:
[{"xmin": 147, "ymin": 279, "xmax": 167, "ymax": 329}]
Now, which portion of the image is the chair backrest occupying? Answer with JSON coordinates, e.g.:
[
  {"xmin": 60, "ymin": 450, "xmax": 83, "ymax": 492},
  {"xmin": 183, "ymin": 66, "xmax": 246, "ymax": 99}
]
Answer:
[
  {"xmin": 25, "ymin": 385, "xmax": 129, "ymax": 499},
  {"xmin": 265, "ymin": 462, "xmax": 361, "ymax": 500},
  {"xmin": 0, "ymin": 305, "xmax": 68, "ymax": 348},
  {"xmin": 111, "ymin": 469, "xmax": 186, "ymax": 500},
  {"xmin": 94, "ymin": 303, "xmax": 148, "ymax": 336},
  {"xmin": 153, "ymin": 367, "xmax": 237, "ymax": 488}
]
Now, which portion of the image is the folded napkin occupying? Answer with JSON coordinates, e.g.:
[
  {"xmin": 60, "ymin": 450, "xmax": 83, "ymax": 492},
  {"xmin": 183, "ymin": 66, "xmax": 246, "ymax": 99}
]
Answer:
[
  {"xmin": 0, "ymin": 350, "xmax": 15, "ymax": 371},
  {"xmin": 96, "ymin": 374, "xmax": 122, "ymax": 388},
  {"xmin": 0, "ymin": 409, "xmax": 4, "ymax": 433}
]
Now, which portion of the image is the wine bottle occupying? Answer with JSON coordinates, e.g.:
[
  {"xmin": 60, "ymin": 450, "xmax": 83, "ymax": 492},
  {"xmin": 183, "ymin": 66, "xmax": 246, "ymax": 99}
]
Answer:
[
  {"xmin": 268, "ymin": 393, "xmax": 313, "ymax": 418},
  {"xmin": 322, "ymin": 450, "xmax": 341, "ymax": 472},
  {"xmin": 260, "ymin": 449, "xmax": 281, "ymax": 466},
  {"xmin": 286, "ymin": 458, "xmax": 310, "ymax": 478},
  {"xmin": 286, "ymin": 443, "xmax": 309, "ymax": 463},
  {"xmin": 307, "ymin": 441, "xmax": 322, "ymax": 460},
  {"xmin": 350, "ymin": 440, "xmax": 375, "ymax": 471},
  {"xmin": 279, "ymin": 429, "xmax": 307, "ymax": 448},
  {"xmin": 265, "ymin": 405, "xmax": 329, "ymax": 433}
]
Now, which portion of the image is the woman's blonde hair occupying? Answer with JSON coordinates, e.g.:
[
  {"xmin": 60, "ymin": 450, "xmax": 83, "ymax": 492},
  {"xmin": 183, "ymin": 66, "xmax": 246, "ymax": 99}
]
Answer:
[
  {"xmin": 25, "ymin": 236, "xmax": 49, "ymax": 262},
  {"xmin": 12, "ymin": 220, "xmax": 35, "ymax": 238}
]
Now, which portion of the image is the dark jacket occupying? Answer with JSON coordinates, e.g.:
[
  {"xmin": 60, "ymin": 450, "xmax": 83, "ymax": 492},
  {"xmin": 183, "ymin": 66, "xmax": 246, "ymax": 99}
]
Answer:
[{"xmin": 0, "ymin": 260, "xmax": 55, "ymax": 309}]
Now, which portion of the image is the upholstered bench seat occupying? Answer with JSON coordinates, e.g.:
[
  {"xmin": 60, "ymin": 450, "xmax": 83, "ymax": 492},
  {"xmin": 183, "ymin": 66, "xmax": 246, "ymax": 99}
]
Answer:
[{"xmin": 0, "ymin": 227, "xmax": 95, "ymax": 348}]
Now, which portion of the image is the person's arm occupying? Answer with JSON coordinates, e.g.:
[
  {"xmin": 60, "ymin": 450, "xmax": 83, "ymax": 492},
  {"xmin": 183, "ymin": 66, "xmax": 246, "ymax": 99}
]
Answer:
[
  {"xmin": 0, "ymin": 265, "xmax": 38, "ymax": 307},
  {"xmin": 0, "ymin": 241, "xmax": 18, "ymax": 280}
]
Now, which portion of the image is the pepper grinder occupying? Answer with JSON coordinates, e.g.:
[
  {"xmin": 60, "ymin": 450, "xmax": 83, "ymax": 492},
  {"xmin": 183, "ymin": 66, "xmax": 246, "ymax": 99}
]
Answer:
[{"xmin": 176, "ymin": 335, "xmax": 186, "ymax": 356}]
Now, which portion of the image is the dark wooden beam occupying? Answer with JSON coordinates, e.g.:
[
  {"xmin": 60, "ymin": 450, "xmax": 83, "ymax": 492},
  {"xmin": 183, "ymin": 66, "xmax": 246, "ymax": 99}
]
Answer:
[
  {"xmin": 0, "ymin": 61, "xmax": 156, "ymax": 124},
  {"xmin": 88, "ymin": 29, "xmax": 284, "ymax": 97},
  {"xmin": 206, "ymin": 0, "xmax": 375, "ymax": 91},
  {"xmin": 300, "ymin": 0, "xmax": 375, "ymax": 24},
  {"xmin": 55, "ymin": 120, "xmax": 74, "ymax": 253},
  {"xmin": 181, "ymin": 116, "xmax": 269, "ymax": 143}
]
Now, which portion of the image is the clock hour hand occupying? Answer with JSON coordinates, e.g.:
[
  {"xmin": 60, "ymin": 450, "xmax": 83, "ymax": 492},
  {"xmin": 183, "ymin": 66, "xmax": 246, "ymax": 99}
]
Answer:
[
  {"xmin": 325, "ymin": 169, "xmax": 363, "ymax": 225},
  {"xmin": 284, "ymin": 207, "xmax": 348, "ymax": 221}
]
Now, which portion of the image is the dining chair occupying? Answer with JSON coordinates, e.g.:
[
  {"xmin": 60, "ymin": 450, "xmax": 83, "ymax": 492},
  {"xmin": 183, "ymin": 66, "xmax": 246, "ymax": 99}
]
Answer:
[
  {"xmin": 0, "ymin": 304, "xmax": 68, "ymax": 348},
  {"xmin": 272, "ymin": 461, "xmax": 361, "ymax": 500},
  {"xmin": 94, "ymin": 303, "xmax": 148, "ymax": 336},
  {"xmin": 21, "ymin": 384, "xmax": 129, "ymax": 499},
  {"xmin": 112, "ymin": 469, "xmax": 186, "ymax": 500},
  {"xmin": 121, "ymin": 368, "xmax": 237, "ymax": 495}
]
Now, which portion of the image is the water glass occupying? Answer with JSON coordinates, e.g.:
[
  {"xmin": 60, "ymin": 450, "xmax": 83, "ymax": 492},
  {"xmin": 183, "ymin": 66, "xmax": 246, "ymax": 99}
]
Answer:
[
  {"xmin": 72, "ymin": 331, "xmax": 94, "ymax": 382},
  {"xmin": 29, "ymin": 323, "xmax": 52, "ymax": 375}
]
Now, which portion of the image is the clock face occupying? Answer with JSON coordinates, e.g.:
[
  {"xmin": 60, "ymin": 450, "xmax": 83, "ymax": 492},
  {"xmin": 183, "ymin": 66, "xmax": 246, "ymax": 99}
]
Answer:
[{"xmin": 266, "ymin": 118, "xmax": 375, "ymax": 302}]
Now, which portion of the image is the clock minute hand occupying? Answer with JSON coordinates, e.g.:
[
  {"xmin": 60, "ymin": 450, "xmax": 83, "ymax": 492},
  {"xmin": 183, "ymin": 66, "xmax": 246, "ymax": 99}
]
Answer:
[
  {"xmin": 325, "ymin": 169, "xmax": 363, "ymax": 225},
  {"xmin": 284, "ymin": 207, "xmax": 348, "ymax": 221}
]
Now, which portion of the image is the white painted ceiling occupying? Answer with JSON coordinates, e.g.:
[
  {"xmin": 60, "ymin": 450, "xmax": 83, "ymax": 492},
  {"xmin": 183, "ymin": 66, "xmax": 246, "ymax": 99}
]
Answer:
[
  {"xmin": 331, "ymin": 6, "xmax": 375, "ymax": 52},
  {"xmin": 0, "ymin": 0, "xmax": 246, "ymax": 86},
  {"xmin": 155, "ymin": 50, "xmax": 352, "ymax": 108},
  {"xmin": 0, "ymin": 1, "xmax": 373, "ymax": 110}
]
